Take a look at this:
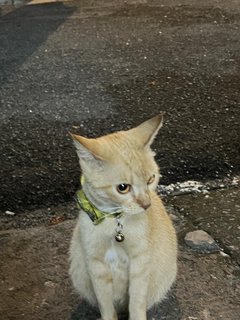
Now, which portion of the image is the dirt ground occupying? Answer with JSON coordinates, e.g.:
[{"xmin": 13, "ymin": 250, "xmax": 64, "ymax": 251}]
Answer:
[{"xmin": 1, "ymin": 188, "xmax": 240, "ymax": 320}]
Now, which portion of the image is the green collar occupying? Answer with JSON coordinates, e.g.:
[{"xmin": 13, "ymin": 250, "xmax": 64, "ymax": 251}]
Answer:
[{"xmin": 75, "ymin": 177, "xmax": 123, "ymax": 225}]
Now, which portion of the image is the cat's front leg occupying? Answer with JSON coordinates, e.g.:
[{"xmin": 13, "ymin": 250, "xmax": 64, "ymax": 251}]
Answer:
[
  {"xmin": 128, "ymin": 257, "xmax": 148, "ymax": 320},
  {"xmin": 89, "ymin": 259, "xmax": 118, "ymax": 320}
]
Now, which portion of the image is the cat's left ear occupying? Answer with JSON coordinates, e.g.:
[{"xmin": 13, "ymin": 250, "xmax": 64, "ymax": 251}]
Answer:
[
  {"xmin": 69, "ymin": 133, "xmax": 105, "ymax": 162},
  {"xmin": 130, "ymin": 113, "xmax": 164, "ymax": 148}
]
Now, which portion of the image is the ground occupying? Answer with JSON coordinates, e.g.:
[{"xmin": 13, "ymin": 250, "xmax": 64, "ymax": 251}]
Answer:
[
  {"xmin": 1, "ymin": 188, "xmax": 240, "ymax": 320},
  {"xmin": 0, "ymin": 0, "xmax": 240, "ymax": 213},
  {"xmin": 0, "ymin": 0, "xmax": 240, "ymax": 319}
]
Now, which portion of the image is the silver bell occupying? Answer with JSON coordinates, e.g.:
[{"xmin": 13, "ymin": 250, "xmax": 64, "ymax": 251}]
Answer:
[{"xmin": 115, "ymin": 232, "xmax": 125, "ymax": 242}]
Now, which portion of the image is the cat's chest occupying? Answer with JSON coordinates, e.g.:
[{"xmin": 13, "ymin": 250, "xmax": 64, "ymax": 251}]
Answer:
[
  {"xmin": 104, "ymin": 245, "xmax": 129, "ymax": 271},
  {"xmin": 80, "ymin": 212, "xmax": 148, "ymax": 257}
]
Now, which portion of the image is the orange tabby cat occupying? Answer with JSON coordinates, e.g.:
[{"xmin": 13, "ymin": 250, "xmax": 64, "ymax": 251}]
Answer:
[{"xmin": 69, "ymin": 114, "xmax": 177, "ymax": 320}]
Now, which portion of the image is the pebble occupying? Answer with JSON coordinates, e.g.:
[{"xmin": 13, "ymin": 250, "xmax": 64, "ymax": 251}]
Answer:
[
  {"xmin": 169, "ymin": 213, "xmax": 179, "ymax": 222},
  {"xmin": 5, "ymin": 210, "xmax": 16, "ymax": 216},
  {"xmin": 44, "ymin": 281, "xmax": 56, "ymax": 288},
  {"xmin": 184, "ymin": 230, "xmax": 220, "ymax": 253},
  {"xmin": 8, "ymin": 287, "xmax": 15, "ymax": 291},
  {"xmin": 220, "ymin": 251, "xmax": 230, "ymax": 258}
]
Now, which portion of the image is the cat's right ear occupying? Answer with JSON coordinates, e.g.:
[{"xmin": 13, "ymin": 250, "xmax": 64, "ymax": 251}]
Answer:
[
  {"xmin": 129, "ymin": 113, "xmax": 164, "ymax": 148},
  {"xmin": 69, "ymin": 133, "xmax": 105, "ymax": 162}
]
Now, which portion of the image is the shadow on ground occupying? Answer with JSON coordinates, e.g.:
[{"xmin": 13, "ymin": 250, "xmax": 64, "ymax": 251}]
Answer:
[
  {"xmin": 0, "ymin": 2, "xmax": 75, "ymax": 86},
  {"xmin": 70, "ymin": 291, "xmax": 181, "ymax": 320}
]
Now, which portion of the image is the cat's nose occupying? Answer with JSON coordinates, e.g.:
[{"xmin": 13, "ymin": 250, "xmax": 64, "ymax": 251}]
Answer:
[
  {"xmin": 141, "ymin": 202, "xmax": 151, "ymax": 210},
  {"xmin": 136, "ymin": 197, "xmax": 151, "ymax": 210}
]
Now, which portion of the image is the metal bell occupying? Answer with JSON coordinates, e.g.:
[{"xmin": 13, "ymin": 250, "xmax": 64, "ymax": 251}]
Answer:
[{"xmin": 115, "ymin": 232, "xmax": 125, "ymax": 242}]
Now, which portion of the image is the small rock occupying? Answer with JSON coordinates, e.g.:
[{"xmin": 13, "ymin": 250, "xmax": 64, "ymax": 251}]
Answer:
[
  {"xmin": 184, "ymin": 230, "xmax": 220, "ymax": 253},
  {"xmin": 44, "ymin": 281, "xmax": 56, "ymax": 288},
  {"xmin": 220, "ymin": 251, "xmax": 230, "ymax": 258},
  {"xmin": 8, "ymin": 287, "xmax": 15, "ymax": 291},
  {"xmin": 169, "ymin": 213, "xmax": 179, "ymax": 222},
  {"xmin": 5, "ymin": 210, "xmax": 15, "ymax": 216}
]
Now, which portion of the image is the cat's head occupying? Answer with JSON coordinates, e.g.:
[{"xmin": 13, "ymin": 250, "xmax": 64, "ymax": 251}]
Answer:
[{"xmin": 71, "ymin": 114, "xmax": 164, "ymax": 215}]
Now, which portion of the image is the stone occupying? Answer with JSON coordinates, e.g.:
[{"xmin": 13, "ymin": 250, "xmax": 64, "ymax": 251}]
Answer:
[
  {"xmin": 184, "ymin": 230, "xmax": 220, "ymax": 253},
  {"xmin": 5, "ymin": 210, "xmax": 15, "ymax": 216}
]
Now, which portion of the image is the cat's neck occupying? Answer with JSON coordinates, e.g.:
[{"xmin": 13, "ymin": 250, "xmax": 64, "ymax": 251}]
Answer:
[{"xmin": 82, "ymin": 182, "xmax": 121, "ymax": 214}]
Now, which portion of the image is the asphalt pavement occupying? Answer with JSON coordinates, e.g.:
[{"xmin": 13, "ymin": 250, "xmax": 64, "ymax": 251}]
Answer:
[
  {"xmin": 0, "ymin": 1, "xmax": 240, "ymax": 318},
  {"xmin": 0, "ymin": 0, "xmax": 240, "ymax": 213}
]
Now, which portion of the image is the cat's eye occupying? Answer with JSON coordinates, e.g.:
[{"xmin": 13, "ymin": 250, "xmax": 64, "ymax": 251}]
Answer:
[
  {"xmin": 117, "ymin": 183, "xmax": 131, "ymax": 194},
  {"xmin": 147, "ymin": 174, "xmax": 155, "ymax": 185}
]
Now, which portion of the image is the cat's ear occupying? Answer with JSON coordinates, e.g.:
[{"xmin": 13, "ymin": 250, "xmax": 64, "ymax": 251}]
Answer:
[
  {"xmin": 70, "ymin": 133, "xmax": 105, "ymax": 162},
  {"xmin": 130, "ymin": 113, "xmax": 164, "ymax": 147}
]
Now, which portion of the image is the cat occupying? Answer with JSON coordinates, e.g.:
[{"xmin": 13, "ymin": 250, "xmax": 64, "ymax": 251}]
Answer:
[{"xmin": 69, "ymin": 114, "xmax": 177, "ymax": 320}]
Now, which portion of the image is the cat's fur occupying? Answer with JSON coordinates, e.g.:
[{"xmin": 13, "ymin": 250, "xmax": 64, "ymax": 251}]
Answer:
[{"xmin": 69, "ymin": 114, "xmax": 177, "ymax": 320}]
